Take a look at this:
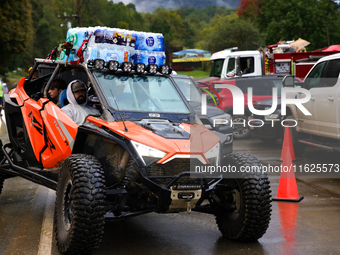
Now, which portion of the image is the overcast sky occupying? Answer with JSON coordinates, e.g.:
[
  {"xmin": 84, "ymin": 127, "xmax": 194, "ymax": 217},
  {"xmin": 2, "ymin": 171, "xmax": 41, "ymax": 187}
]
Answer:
[{"xmin": 110, "ymin": 0, "xmax": 234, "ymax": 13}]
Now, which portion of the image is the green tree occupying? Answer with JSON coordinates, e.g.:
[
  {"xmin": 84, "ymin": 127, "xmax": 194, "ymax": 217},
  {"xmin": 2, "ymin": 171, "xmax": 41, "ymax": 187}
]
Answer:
[
  {"xmin": 117, "ymin": 21, "xmax": 129, "ymax": 29},
  {"xmin": 34, "ymin": 19, "xmax": 52, "ymax": 58},
  {"xmin": 146, "ymin": 8, "xmax": 195, "ymax": 49},
  {"xmin": 104, "ymin": 2, "xmax": 145, "ymax": 30},
  {"xmin": 0, "ymin": 0, "xmax": 33, "ymax": 74},
  {"xmin": 150, "ymin": 17, "xmax": 172, "ymax": 43},
  {"xmin": 256, "ymin": 0, "xmax": 340, "ymax": 50},
  {"xmin": 198, "ymin": 13, "xmax": 262, "ymax": 52}
]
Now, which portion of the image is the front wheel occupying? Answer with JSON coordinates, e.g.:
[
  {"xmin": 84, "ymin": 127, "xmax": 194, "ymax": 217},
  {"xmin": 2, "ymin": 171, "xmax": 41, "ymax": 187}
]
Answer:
[
  {"xmin": 232, "ymin": 115, "xmax": 252, "ymax": 139},
  {"xmin": 215, "ymin": 152, "xmax": 272, "ymax": 241},
  {"xmin": 54, "ymin": 154, "xmax": 106, "ymax": 255}
]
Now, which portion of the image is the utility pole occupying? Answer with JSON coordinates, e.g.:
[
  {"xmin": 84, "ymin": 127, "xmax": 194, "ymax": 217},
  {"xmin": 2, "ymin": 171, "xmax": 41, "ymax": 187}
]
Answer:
[
  {"xmin": 58, "ymin": 12, "xmax": 74, "ymax": 29},
  {"xmin": 77, "ymin": 0, "xmax": 82, "ymax": 27},
  {"xmin": 58, "ymin": 0, "xmax": 83, "ymax": 28}
]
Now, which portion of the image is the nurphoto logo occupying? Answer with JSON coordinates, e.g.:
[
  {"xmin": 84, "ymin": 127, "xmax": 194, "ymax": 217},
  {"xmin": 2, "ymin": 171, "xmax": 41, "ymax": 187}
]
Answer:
[{"xmin": 201, "ymin": 85, "xmax": 312, "ymax": 128}]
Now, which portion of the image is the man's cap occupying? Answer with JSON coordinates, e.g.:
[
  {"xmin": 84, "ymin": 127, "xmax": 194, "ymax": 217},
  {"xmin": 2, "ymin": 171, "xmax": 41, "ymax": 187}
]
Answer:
[{"xmin": 72, "ymin": 81, "xmax": 87, "ymax": 92}]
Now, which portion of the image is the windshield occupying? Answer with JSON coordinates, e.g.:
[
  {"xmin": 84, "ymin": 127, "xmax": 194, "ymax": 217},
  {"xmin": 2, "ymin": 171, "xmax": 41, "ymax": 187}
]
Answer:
[
  {"xmin": 236, "ymin": 78, "xmax": 283, "ymax": 96},
  {"xmin": 210, "ymin": 59, "xmax": 224, "ymax": 77},
  {"xmin": 94, "ymin": 72, "xmax": 190, "ymax": 114},
  {"xmin": 172, "ymin": 77, "xmax": 201, "ymax": 105}
]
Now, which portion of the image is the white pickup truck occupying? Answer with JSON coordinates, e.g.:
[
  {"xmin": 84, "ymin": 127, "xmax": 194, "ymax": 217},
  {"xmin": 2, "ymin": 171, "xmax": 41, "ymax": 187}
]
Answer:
[{"xmin": 282, "ymin": 53, "xmax": 340, "ymax": 154}]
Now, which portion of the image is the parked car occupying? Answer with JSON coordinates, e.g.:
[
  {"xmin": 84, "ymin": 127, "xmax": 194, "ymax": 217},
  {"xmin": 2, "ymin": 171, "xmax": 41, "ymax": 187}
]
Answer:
[
  {"xmin": 171, "ymin": 74, "xmax": 233, "ymax": 155},
  {"xmin": 196, "ymin": 75, "xmax": 286, "ymax": 139},
  {"xmin": 248, "ymin": 77, "xmax": 303, "ymax": 144},
  {"xmin": 248, "ymin": 97, "xmax": 284, "ymax": 143}
]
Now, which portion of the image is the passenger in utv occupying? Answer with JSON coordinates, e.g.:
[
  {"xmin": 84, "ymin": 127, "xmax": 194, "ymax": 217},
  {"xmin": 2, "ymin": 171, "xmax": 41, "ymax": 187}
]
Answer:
[
  {"xmin": 61, "ymin": 80, "xmax": 101, "ymax": 125},
  {"xmin": 48, "ymin": 79, "xmax": 67, "ymax": 106}
]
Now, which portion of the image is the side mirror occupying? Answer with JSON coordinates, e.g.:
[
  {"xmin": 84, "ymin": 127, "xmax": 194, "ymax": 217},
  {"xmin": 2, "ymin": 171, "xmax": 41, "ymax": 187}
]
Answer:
[{"xmin": 282, "ymin": 75, "xmax": 295, "ymax": 87}]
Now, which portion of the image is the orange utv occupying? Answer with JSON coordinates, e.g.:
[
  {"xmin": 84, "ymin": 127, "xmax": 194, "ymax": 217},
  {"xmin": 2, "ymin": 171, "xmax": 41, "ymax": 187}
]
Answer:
[{"xmin": 0, "ymin": 58, "xmax": 272, "ymax": 254}]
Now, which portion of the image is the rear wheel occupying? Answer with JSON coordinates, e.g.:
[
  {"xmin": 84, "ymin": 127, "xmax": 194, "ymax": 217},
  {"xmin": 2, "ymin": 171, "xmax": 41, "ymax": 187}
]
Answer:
[
  {"xmin": 232, "ymin": 115, "xmax": 251, "ymax": 139},
  {"xmin": 54, "ymin": 154, "xmax": 106, "ymax": 255},
  {"xmin": 215, "ymin": 153, "xmax": 272, "ymax": 241}
]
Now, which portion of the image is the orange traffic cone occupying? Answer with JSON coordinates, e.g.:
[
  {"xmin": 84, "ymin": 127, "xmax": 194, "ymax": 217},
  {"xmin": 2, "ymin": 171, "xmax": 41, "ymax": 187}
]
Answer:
[
  {"xmin": 280, "ymin": 125, "xmax": 296, "ymax": 161},
  {"xmin": 273, "ymin": 127, "xmax": 303, "ymax": 202}
]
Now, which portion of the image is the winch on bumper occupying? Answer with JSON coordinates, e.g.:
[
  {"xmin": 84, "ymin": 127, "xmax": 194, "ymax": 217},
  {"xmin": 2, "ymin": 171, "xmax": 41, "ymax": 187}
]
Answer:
[{"xmin": 169, "ymin": 187, "xmax": 202, "ymax": 213}]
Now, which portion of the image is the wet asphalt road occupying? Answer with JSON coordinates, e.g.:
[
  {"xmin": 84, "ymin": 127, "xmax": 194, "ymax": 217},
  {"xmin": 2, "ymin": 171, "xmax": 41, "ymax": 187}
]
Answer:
[{"xmin": 0, "ymin": 116, "xmax": 340, "ymax": 255}]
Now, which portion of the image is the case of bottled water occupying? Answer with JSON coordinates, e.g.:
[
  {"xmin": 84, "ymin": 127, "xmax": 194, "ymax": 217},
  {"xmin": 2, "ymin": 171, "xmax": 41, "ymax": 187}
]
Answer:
[
  {"xmin": 133, "ymin": 50, "xmax": 166, "ymax": 66},
  {"xmin": 135, "ymin": 32, "xmax": 164, "ymax": 51},
  {"xmin": 58, "ymin": 27, "xmax": 166, "ymax": 67}
]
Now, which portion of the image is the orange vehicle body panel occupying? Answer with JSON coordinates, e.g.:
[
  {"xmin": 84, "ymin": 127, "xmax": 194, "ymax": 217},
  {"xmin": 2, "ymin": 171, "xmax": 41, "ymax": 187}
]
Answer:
[
  {"xmin": 11, "ymin": 78, "xmax": 79, "ymax": 168},
  {"xmin": 40, "ymin": 102, "xmax": 78, "ymax": 168},
  {"xmin": 10, "ymin": 78, "xmax": 45, "ymax": 162},
  {"xmin": 38, "ymin": 98, "xmax": 49, "ymax": 107},
  {"xmin": 87, "ymin": 117, "xmax": 220, "ymax": 164},
  {"xmin": 9, "ymin": 78, "xmax": 28, "ymax": 107},
  {"xmin": 20, "ymin": 99, "xmax": 45, "ymax": 162}
]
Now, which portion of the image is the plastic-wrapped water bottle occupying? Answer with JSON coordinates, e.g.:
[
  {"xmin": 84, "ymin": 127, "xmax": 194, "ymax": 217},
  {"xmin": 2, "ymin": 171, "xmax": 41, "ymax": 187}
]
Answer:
[
  {"xmin": 157, "ymin": 51, "xmax": 166, "ymax": 65},
  {"xmin": 104, "ymin": 28, "xmax": 115, "ymax": 45},
  {"xmin": 155, "ymin": 33, "xmax": 165, "ymax": 51},
  {"xmin": 147, "ymin": 52, "xmax": 157, "ymax": 65},
  {"xmin": 133, "ymin": 50, "xmax": 144, "ymax": 65},
  {"xmin": 123, "ymin": 47, "xmax": 131, "ymax": 62},
  {"xmin": 104, "ymin": 49, "xmax": 119, "ymax": 62},
  {"xmin": 94, "ymin": 28, "xmax": 105, "ymax": 44},
  {"xmin": 135, "ymin": 32, "xmax": 165, "ymax": 51},
  {"xmin": 90, "ymin": 47, "xmax": 100, "ymax": 60},
  {"xmin": 116, "ymin": 29, "xmax": 127, "ymax": 46},
  {"xmin": 84, "ymin": 45, "xmax": 91, "ymax": 62},
  {"xmin": 128, "ymin": 31, "xmax": 137, "ymax": 49}
]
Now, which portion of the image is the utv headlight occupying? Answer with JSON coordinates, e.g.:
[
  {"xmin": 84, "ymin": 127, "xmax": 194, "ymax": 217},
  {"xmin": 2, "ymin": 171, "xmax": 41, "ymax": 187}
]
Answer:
[
  {"xmin": 131, "ymin": 141, "xmax": 167, "ymax": 159},
  {"xmin": 121, "ymin": 62, "xmax": 133, "ymax": 73},
  {"xmin": 107, "ymin": 60, "xmax": 119, "ymax": 71},
  {"xmin": 211, "ymin": 113, "xmax": 231, "ymax": 127},
  {"xmin": 204, "ymin": 142, "xmax": 220, "ymax": 166},
  {"xmin": 146, "ymin": 64, "xmax": 158, "ymax": 74},
  {"xmin": 134, "ymin": 63, "xmax": 146, "ymax": 73},
  {"xmin": 158, "ymin": 65, "xmax": 172, "ymax": 75},
  {"xmin": 94, "ymin": 59, "xmax": 105, "ymax": 70}
]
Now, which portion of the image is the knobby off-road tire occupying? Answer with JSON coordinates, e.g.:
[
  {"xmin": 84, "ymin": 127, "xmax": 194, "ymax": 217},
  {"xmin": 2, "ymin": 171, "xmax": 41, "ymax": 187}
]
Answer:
[
  {"xmin": 54, "ymin": 154, "xmax": 106, "ymax": 255},
  {"xmin": 215, "ymin": 152, "xmax": 272, "ymax": 241}
]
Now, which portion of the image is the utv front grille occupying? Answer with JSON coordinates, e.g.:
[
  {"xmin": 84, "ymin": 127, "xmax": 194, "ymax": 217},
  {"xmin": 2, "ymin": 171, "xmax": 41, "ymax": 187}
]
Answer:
[{"xmin": 146, "ymin": 158, "xmax": 203, "ymax": 186}]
